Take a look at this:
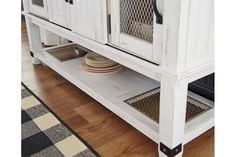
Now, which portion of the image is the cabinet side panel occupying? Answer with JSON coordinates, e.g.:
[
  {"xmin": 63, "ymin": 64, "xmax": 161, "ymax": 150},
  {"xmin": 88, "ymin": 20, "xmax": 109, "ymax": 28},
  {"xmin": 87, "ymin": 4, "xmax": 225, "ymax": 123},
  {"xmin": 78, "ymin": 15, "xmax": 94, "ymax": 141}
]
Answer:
[
  {"xmin": 161, "ymin": 0, "xmax": 190, "ymax": 74},
  {"xmin": 185, "ymin": 0, "xmax": 214, "ymax": 70}
]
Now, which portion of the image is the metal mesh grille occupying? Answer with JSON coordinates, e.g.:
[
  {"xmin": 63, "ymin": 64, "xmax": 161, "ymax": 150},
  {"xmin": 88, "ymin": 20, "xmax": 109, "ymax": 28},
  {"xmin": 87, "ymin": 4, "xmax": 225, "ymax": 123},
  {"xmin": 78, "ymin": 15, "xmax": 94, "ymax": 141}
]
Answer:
[
  {"xmin": 125, "ymin": 88, "xmax": 212, "ymax": 123},
  {"xmin": 120, "ymin": 0, "xmax": 154, "ymax": 42},
  {"xmin": 32, "ymin": 0, "xmax": 44, "ymax": 7}
]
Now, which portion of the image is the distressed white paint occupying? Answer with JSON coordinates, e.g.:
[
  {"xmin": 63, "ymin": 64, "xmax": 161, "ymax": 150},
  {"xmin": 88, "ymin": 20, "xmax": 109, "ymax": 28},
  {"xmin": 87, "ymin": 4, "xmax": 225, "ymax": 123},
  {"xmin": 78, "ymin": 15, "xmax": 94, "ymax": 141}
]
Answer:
[
  {"xmin": 185, "ymin": 0, "xmax": 214, "ymax": 70},
  {"xmin": 28, "ymin": 0, "xmax": 48, "ymax": 19},
  {"xmin": 24, "ymin": 17, "xmax": 42, "ymax": 65},
  {"xmin": 22, "ymin": 0, "xmax": 30, "ymax": 12},
  {"xmin": 37, "ymin": 50, "xmax": 161, "ymax": 143},
  {"xmin": 152, "ymin": 0, "xmax": 164, "ymax": 64},
  {"xmin": 119, "ymin": 34, "xmax": 153, "ymax": 61},
  {"xmin": 22, "ymin": 0, "xmax": 215, "ymax": 156},
  {"xmin": 70, "ymin": 0, "xmax": 108, "ymax": 43},
  {"xmin": 110, "ymin": 0, "xmax": 163, "ymax": 63},
  {"xmin": 40, "ymin": 28, "xmax": 61, "ymax": 46},
  {"xmin": 47, "ymin": 0, "xmax": 71, "ymax": 28},
  {"xmin": 161, "ymin": 0, "xmax": 190, "ymax": 76},
  {"xmin": 36, "ymin": 46, "xmax": 214, "ymax": 147},
  {"xmin": 162, "ymin": 0, "xmax": 214, "ymax": 77},
  {"xmin": 185, "ymin": 108, "xmax": 214, "ymax": 144},
  {"xmin": 159, "ymin": 76, "xmax": 188, "ymax": 157},
  {"xmin": 22, "ymin": 12, "xmax": 163, "ymax": 81}
]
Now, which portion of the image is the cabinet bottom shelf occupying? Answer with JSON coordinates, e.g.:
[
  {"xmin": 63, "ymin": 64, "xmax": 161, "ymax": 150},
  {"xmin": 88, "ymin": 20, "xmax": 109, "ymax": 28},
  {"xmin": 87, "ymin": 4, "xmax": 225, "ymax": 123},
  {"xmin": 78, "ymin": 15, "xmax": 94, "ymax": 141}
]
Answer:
[{"xmin": 36, "ymin": 44, "xmax": 214, "ymax": 144}]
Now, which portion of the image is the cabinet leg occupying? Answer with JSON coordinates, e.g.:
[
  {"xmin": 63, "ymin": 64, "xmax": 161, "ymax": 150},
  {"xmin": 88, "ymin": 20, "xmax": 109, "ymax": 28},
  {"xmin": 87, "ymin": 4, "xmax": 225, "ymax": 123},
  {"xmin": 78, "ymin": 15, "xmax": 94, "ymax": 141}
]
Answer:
[
  {"xmin": 31, "ymin": 57, "xmax": 41, "ymax": 65},
  {"xmin": 25, "ymin": 17, "xmax": 42, "ymax": 65},
  {"xmin": 158, "ymin": 76, "xmax": 188, "ymax": 157}
]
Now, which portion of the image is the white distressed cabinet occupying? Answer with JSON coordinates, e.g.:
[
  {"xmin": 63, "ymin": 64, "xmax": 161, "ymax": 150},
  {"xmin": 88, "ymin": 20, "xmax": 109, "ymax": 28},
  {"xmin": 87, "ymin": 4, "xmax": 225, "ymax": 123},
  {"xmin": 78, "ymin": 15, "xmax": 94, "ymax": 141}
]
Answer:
[{"xmin": 22, "ymin": 0, "xmax": 214, "ymax": 156}]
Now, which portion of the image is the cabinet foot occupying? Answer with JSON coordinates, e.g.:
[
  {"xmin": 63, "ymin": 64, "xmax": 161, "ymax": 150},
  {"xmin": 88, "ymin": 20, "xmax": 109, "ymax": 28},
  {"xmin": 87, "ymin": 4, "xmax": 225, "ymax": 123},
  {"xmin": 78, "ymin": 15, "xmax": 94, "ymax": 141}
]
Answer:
[
  {"xmin": 30, "ymin": 51, "xmax": 41, "ymax": 65},
  {"xmin": 159, "ymin": 152, "xmax": 183, "ymax": 157},
  {"xmin": 159, "ymin": 142, "xmax": 183, "ymax": 157},
  {"xmin": 32, "ymin": 58, "xmax": 41, "ymax": 65}
]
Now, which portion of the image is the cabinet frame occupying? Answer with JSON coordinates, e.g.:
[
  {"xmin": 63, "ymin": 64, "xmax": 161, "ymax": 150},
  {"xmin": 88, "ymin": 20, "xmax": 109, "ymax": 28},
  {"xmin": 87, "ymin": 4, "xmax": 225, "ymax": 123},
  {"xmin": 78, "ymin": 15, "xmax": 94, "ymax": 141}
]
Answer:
[{"xmin": 22, "ymin": 0, "xmax": 214, "ymax": 156}]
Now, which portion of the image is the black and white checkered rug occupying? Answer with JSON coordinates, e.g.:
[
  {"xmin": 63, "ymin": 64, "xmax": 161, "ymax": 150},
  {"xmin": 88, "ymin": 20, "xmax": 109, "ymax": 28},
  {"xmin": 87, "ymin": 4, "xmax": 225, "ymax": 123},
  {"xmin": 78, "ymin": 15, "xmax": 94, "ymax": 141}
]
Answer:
[{"xmin": 21, "ymin": 83, "xmax": 100, "ymax": 157}]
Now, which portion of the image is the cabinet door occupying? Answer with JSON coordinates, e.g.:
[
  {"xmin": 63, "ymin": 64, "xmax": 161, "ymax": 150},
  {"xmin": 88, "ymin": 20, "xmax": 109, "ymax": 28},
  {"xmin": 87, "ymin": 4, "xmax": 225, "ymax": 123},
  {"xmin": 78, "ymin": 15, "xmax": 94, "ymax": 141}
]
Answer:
[
  {"xmin": 29, "ymin": 0, "xmax": 48, "ymax": 18},
  {"xmin": 47, "ymin": 0, "xmax": 71, "ymax": 28},
  {"xmin": 71, "ymin": 0, "xmax": 108, "ymax": 43},
  {"xmin": 110, "ymin": 0, "xmax": 163, "ymax": 63}
]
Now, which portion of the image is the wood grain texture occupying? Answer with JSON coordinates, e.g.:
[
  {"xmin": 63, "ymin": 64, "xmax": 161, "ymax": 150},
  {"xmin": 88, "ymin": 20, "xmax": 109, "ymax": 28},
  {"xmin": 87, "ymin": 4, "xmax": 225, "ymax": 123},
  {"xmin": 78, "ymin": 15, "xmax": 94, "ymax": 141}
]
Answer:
[
  {"xmin": 21, "ymin": 23, "xmax": 214, "ymax": 157},
  {"xmin": 70, "ymin": 0, "xmax": 108, "ymax": 43}
]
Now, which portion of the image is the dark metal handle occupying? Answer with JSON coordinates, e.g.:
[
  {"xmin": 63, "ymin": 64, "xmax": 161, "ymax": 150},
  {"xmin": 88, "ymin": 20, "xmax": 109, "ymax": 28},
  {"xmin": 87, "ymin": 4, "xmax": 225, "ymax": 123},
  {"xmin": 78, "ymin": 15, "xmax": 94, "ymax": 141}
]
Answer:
[
  {"xmin": 69, "ymin": 0, "xmax": 73, "ymax": 5},
  {"xmin": 153, "ymin": 0, "xmax": 163, "ymax": 24}
]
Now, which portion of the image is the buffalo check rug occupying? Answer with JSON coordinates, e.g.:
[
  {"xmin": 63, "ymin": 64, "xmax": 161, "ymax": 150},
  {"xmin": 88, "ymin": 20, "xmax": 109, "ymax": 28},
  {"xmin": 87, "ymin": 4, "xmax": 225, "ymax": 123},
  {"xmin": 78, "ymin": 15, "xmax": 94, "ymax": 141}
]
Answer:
[{"xmin": 21, "ymin": 83, "xmax": 100, "ymax": 157}]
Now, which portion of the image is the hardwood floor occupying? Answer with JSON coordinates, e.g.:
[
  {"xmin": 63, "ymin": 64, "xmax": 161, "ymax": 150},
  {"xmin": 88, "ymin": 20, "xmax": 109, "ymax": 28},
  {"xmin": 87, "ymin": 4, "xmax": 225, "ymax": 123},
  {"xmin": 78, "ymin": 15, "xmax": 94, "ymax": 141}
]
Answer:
[{"xmin": 21, "ymin": 23, "xmax": 214, "ymax": 157}]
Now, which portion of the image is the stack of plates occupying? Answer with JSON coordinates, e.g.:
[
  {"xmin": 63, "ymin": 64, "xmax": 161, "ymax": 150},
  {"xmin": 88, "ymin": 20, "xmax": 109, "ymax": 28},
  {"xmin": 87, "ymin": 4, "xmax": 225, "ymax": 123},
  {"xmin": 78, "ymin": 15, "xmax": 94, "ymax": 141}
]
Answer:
[{"xmin": 80, "ymin": 52, "xmax": 123, "ymax": 73}]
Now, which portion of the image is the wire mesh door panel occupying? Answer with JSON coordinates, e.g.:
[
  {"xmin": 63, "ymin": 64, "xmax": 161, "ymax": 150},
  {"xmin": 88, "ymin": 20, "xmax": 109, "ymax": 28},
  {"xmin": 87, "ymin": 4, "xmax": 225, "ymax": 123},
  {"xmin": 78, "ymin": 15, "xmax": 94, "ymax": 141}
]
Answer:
[
  {"xmin": 32, "ymin": 0, "xmax": 44, "ymax": 7},
  {"xmin": 120, "ymin": 0, "xmax": 154, "ymax": 43}
]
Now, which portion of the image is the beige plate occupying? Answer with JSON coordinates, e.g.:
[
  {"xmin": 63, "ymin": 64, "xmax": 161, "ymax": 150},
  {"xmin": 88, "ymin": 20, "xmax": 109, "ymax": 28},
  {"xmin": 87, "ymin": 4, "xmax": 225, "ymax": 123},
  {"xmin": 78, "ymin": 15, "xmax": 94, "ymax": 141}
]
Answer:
[
  {"xmin": 85, "ymin": 52, "xmax": 117, "ymax": 68},
  {"xmin": 80, "ymin": 61, "xmax": 123, "ymax": 74}
]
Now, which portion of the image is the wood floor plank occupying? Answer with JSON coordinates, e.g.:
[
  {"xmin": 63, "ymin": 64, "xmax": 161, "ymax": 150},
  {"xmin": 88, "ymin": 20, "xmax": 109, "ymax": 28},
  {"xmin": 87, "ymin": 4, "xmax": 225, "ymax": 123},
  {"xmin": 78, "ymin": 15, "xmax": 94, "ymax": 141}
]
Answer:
[
  {"xmin": 117, "ymin": 139, "xmax": 158, "ymax": 157},
  {"xmin": 97, "ymin": 129, "xmax": 151, "ymax": 157},
  {"xmin": 65, "ymin": 114, "xmax": 89, "ymax": 129},
  {"xmin": 184, "ymin": 129, "xmax": 214, "ymax": 157},
  {"xmin": 74, "ymin": 101, "xmax": 113, "ymax": 124},
  {"xmin": 75, "ymin": 115, "xmax": 134, "ymax": 148},
  {"xmin": 22, "ymin": 73, "xmax": 67, "ymax": 92}
]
